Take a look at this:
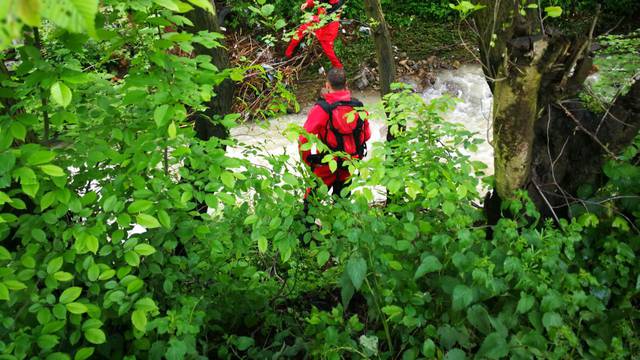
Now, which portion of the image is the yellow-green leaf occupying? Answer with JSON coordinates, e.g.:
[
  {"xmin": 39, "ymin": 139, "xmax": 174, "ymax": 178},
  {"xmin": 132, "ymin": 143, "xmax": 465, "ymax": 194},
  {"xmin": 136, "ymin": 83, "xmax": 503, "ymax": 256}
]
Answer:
[
  {"xmin": 66, "ymin": 302, "xmax": 88, "ymax": 314},
  {"xmin": 17, "ymin": 0, "xmax": 42, "ymax": 27},
  {"xmin": 59, "ymin": 286, "xmax": 82, "ymax": 304},
  {"xmin": 136, "ymin": 214, "xmax": 161, "ymax": 229},
  {"xmin": 131, "ymin": 309, "xmax": 147, "ymax": 332},
  {"xmin": 50, "ymin": 81, "xmax": 72, "ymax": 108},
  {"xmin": 39, "ymin": 164, "xmax": 65, "ymax": 177}
]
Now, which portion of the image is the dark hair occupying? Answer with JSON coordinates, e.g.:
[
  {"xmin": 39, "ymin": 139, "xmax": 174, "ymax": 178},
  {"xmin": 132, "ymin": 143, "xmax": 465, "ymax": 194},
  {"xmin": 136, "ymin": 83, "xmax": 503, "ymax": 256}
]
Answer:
[{"xmin": 327, "ymin": 67, "xmax": 347, "ymax": 90}]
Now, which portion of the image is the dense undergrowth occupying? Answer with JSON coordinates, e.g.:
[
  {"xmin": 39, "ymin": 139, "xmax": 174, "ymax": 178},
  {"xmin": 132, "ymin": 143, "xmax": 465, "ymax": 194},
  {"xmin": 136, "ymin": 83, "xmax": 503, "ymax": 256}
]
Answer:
[{"xmin": 1, "ymin": 1, "xmax": 639, "ymax": 359}]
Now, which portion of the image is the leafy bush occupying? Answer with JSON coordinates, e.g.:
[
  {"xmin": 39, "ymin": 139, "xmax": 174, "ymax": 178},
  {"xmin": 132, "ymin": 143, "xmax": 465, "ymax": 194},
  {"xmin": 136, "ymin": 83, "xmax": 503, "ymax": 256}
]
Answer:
[{"xmin": 1, "ymin": 1, "xmax": 639, "ymax": 360}]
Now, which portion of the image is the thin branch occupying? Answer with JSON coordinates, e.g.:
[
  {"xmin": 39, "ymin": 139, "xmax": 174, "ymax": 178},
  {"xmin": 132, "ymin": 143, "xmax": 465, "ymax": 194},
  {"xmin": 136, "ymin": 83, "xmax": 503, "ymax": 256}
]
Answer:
[{"xmin": 555, "ymin": 101, "xmax": 617, "ymax": 158}]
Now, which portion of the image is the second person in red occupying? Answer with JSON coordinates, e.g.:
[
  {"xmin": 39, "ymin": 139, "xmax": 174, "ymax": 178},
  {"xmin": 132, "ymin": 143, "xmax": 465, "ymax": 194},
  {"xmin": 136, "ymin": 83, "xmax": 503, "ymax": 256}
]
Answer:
[{"xmin": 285, "ymin": 0, "xmax": 345, "ymax": 68}]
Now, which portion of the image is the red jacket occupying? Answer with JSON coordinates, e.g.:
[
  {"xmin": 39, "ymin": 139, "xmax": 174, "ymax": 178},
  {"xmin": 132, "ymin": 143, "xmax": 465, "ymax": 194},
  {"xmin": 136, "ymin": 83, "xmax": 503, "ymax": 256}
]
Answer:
[
  {"xmin": 299, "ymin": 90, "xmax": 371, "ymax": 168},
  {"xmin": 304, "ymin": 0, "xmax": 341, "ymax": 15}
]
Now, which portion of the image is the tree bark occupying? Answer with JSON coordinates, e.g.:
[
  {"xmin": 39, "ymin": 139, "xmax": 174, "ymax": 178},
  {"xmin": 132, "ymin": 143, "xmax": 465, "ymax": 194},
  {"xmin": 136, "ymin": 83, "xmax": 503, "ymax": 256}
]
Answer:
[
  {"xmin": 185, "ymin": 5, "xmax": 234, "ymax": 141},
  {"xmin": 475, "ymin": 1, "xmax": 640, "ymax": 217},
  {"xmin": 362, "ymin": 0, "xmax": 395, "ymax": 97}
]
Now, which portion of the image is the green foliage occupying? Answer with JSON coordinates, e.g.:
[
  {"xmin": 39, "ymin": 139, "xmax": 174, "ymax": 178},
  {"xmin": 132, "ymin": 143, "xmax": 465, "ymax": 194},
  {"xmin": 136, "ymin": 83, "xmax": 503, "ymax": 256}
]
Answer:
[{"xmin": 1, "ymin": 1, "xmax": 639, "ymax": 359}]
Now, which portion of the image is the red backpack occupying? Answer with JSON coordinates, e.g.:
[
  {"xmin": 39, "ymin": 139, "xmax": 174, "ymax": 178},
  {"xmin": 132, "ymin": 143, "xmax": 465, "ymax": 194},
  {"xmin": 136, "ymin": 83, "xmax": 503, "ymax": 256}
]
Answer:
[{"xmin": 316, "ymin": 97, "xmax": 367, "ymax": 159}]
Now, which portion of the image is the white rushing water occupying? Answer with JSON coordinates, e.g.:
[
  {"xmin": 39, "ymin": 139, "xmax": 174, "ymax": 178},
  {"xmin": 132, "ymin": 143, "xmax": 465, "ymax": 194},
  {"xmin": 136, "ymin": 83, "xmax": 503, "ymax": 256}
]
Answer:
[{"xmin": 228, "ymin": 64, "xmax": 494, "ymax": 191}]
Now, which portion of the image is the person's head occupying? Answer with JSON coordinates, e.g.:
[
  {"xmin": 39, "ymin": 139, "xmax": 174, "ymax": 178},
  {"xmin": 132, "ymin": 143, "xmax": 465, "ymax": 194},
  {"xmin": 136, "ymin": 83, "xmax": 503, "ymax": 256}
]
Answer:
[{"xmin": 325, "ymin": 67, "xmax": 347, "ymax": 91}]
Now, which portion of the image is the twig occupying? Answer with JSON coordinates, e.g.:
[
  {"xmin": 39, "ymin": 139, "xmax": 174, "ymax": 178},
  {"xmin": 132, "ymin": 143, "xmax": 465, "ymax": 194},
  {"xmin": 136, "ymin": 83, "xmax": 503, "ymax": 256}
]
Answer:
[{"xmin": 555, "ymin": 101, "xmax": 617, "ymax": 158}]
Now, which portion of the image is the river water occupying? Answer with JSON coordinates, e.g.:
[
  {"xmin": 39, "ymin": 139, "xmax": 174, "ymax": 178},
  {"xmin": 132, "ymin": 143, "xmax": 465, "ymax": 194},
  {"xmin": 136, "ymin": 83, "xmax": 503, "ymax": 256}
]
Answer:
[{"xmin": 228, "ymin": 64, "xmax": 494, "ymax": 193}]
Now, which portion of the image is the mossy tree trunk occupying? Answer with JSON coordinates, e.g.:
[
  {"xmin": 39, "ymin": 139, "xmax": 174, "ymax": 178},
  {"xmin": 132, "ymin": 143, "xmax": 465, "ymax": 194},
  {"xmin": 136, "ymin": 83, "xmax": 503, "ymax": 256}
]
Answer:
[
  {"xmin": 362, "ymin": 0, "xmax": 395, "ymax": 97},
  {"xmin": 474, "ymin": 1, "xmax": 640, "ymax": 217},
  {"xmin": 185, "ymin": 5, "xmax": 234, "ymax": 141}
]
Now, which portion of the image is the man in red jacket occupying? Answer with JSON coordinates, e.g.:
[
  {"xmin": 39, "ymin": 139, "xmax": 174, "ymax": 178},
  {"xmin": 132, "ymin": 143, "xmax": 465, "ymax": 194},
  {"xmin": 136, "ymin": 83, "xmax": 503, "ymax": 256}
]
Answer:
[
  {"xmin": 285, "ymin": 0, "xmax": 344, "ymax": 68},
  {"xmin": 299, "ymin": 67, "xmax": 370, "ymax": 206}
]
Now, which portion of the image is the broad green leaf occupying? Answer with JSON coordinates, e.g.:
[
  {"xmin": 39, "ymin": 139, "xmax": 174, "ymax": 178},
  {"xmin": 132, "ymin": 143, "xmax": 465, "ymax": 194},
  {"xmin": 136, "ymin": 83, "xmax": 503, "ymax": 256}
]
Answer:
[
  {"xmin": 39, "ymin": 164, "xmax": 65, "ymax": 177},
  {"xmin": 544, "ymin": 6, "xmax": 562, "ymax": 18},
  {"xmin": 452, "ymin": 284, "xmax": 474, "ymax": 311},
  {"xmin": 135, "ymin": 297, "xmax": 158, "ymax": 312},
  {"xmin": 10, "ymin": 122, "xmax": 27, "ymax": 141},
  {"xmin": 220, "ymin": 171, "xmax": 235, "ymax": 188},
  {"xmin": 236, "ymin": 336, "xmax": 254, "ymax": 351},
  {"xmin": 158, "ymin": 209, "xmax": 171, "ymax": 228},
  {"xmin": 517, "ymin": 293, "xmax": 535, "ymax": 313},
  {"xmin": 0, "ymin": 246, "xmax": 12, "ymax": 260},
  {"xmin": 414, "ymin": 255, "xmax": 442, "ymax": 279},
  {"xmin": 154, "ymin": 0, "xmax": 180, "ymax": 11},
  {"xmin": 85, "ymin": 235, "xmax": 99, "ymax": 254},
  {"xmin": 260, "ymin": 4, "xmax": 274, "ymax": 16},
  {"xmin": 47, "ymin": 257, "xmax": 64, "ymax": 274},
  {"xmin": 74, "ymin": 347, "xmax": 94, "ymax": 360},
  {"xmin": 467, "ymin": 305, "xmax": 492, "ymax": 335},
  {"xmin": 186, "ymin": 0, "xmax": 214, "ymax": 13},
  {"xmin": 4, "ymin": 280, "xmax": 27, "ymax": 290},
  {"xmin": 50, "ymin": 82, "xmax": 73, "ymax": 108},
  {"xmin": 54, "ymin": 271, "xmax": 74, "ymax": 282},
  {"xmin": 0, "ymin": 283, "xmax": 9, "ymax": 300},
  {"xmin": 476, "ymin": 332, "xmax": 508, "ymax": 359},
  {"xmin": 37, "ymin": 334, "xmax": 59, "ymax": 350},
  {"xmin": 154, "ymin": 105, "xmax": 170, "ymax": 127},
  {"xmin": 136, "ymin": 214, "xmax": 161, "ymax": 229},
  {"xmin": 542, "ymin": 312, "xmax": 563, "ymax": 329},
  {"xmin": 134, "ymin": 244, "xmax": 156, "ymax": 256},
  {"xmin": 124, "ymin": 251, "xmax": 140, "ymax": 267},
  {"xmin": 27, "ymin": 150, "xmax": 56, "ymax": 165},
  {"xmin": 84, "ymin": 328, "xmax": 106, "ymax": 344},
  {"xmin": 347, "ymin": 256, "xmax": 367, "ymax": 290},
  {"xmin": 17, "ymin": 0, "xmax": 42, "ymax": 26},
  {"xmin": 128, "ymin": 200, "xmax": 153, "ymax": 213},
  {"xmin": 444, "ymin": 348, "xmax": 467, "ymax": 360},
  {"xmin": 42, "ymin": 0, "xmax": 99, "ymax": 36},
  {"xmin": 257, "ymin": 235, "xmax": 268, "ymax": 253},
  {"xmin": 66, "ymin": 302, "xmax": 88, "ymax": 314},
  {"xmin": 168, "ymin": 121, "xmax": 177, "ymax": 139},
  {"xmin": 131, "ymin": 310, "xmax": 147, "ymax": 332},
  {"xmin": 422, "ymin": 339, "xmax": 435, "ymax": 357},
  {"xmin": 127, "ymin": 278, "xmax": 144, "ymax": 294},
  {"xmin": 59, "ymin": 286, "xmax": 82, "ymax": 304},
  {"xmin": 329, "ymin": 159, "xmax": 337, "ymax": 173},
  {"xmin": 381, "ymin": 305, "xmax": 403, "ymax": 320},
  {"xmin": 317, "ymin": 250, "xmax": 330, "ymax": 267},
  {"xmin": 87, "ymin": 264, "xmax": 100, "ymax": 281}
]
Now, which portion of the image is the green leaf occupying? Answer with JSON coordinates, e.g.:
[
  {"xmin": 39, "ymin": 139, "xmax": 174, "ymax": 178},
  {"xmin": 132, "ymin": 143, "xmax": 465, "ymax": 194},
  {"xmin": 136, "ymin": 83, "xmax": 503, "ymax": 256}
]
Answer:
[
  {"xmin": 381, "ymin": 305, "xmax": 403, "ymax": 320},
  {"xmin": 87, "ymin": 264, "xmax": 100, "ymax": 281},
  {"xmin": 47, "ymin": 257, "xmax": 64, "ymax": 274},
  {"xmin": 27, "ymin": 150, "xmax": 56, "ymax": 165},
  {"xmin": 128, "ymin": 200, "xmax": 153, "ymax": 213},
  {"xmin": 154, "ymin": 0, "xmax": 180, "ymax": 11},
  {"xmin": 66, "ymin": 302, "xmax": 88, "ymax": 314},
  {"xmin": 54, "ymin": 271, "xmax": 74, "ymax": 282},
  {"xmin": 74, "ymin": 347, "xmax": 94, "ymax": 360},
  {"xmin": 0, "ymin": 283, "xmax": 9, "ymax": 301},
  {"xmin": 85, "ymin": 234, "xmax": 99, "ymax": 254},
  {"xmin": 42, "ymin": 0, "xmax": 99, "ymax": 37},
  {"xmin": 59, "ymin": 286, "xmax": 82, "ymax": 304},
  {"xmin": 257, "ymin": 235, "xmax": 268, "ymax": 253},
  {"xmin": 329, "ymin": 159, "xmax": 338, "ymax": 173},
  {"xmin": 260, "ymin": 4, "xmax": 275, "ymax": 16},
  {"xmin": 186, "ymin": 0, "xmax": 214, "ymax": 12},
  {"xmin": 134, "ymin": 244, "xmax": 156, "ymax": 256},
  {"xmin": 542, "ymin": 312, "xmax": 563, "ymax": 329},
  {"xmin": 414, "ymin": 255, "xmax": 442, "ymax": 279},
  {"xmin": 236, "ymin": 336, "xmax": 254, "ymax": 351},
  {"xmin": 220, "ymin": 171, "xmax": 235, "ymax": 188},
  {"xmin": 0, "ymin": 246, "xmax": 11, "ymax": 260},
  {"xmin": 317, "ymin": 250, "xmax": 330, "ymax": 267},
  {"xmin": 444, "ymin": 348, "xmax": 467, "ymax": 360},
  {"xmin": 168, "ymin": 121, "xmax": 177, "ymax": 139},
  {"xmin": 136, "ymin": 214, "xmax": 161, "ymax": 229},
  {"xmin": 37, "ymin": 334, "xmax": 59, "ymax": 350},
  {"xmin": 84, "ymin": 328, "xmax": 106, "ymax": 344},
  {"xmin": 544, "ymin": 6, "xmax": 563, "ymax": 18},
  {"xmin": 124, "ymin": 251, "xmax": 140, "ymax": 267},
  {"xmin": 347, "ymin": 256, "xmax": 367, "ymax": 290},
  {"xmin": 135, "ymin": 297, "xmax": 158, "ymax": 312},
  {"xmin": 10, "ymin": 122, "xmax": 27, "ymax": 141},
  {"xmin": 127, "ymin": 278, "xmax": 144, "ymax": 294},
  {"xmin": 39, "ymin": 164, "xmax": 65, "ymax": 177},
  {"xmin": 467, "ymin": 305, "xmax": 492, "ymax": 335},
  {"xmin": 422, "ymin": 339, "xmax": 436, "ymax": 357},
  {"xmin": 50, "ymin": 81, "xmax": 73, "ymax": 108},
  {"xmin": 17, "ymin": 0, "xmax": 42, "ymax": 26},
  {"xmin": 4, "ymin": 280, "xmax": 27, "ymax": 290},
  {"xmin": 476, "ymin": 332, "xmax": 508, "ymax": 359},
  {"xmin": 154, "ymin": 105, "xmax": 170, "ymax": 127},
  {"xmin": 452, "ymin": 284, "xmax": 474, "ymax": 311},
  {"xmin": 131, "ymin": 309, "xmax": 147, "ymax": 332},
  {"xmin": 517, "ymin": 293, "xmax": 535, "ymax": 313},
  {"xmin": 158, "ymin": 209, "xmax": 171, "ymax": 228}
]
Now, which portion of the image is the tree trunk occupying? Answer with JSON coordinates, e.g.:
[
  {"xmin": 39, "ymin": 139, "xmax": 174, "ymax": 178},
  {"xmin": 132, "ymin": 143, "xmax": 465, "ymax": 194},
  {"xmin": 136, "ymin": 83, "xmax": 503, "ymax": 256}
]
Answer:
[
  {"xmin": 475, "ymin": 1, "xmax": 640, "ymax": 217},
  {"xmin": 362, "ymin": 0, "xmax": 395, "ymax": 97},
  {"xmin": 185, "ymin": 5, "xmax": 234, "ymax": 141}
]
